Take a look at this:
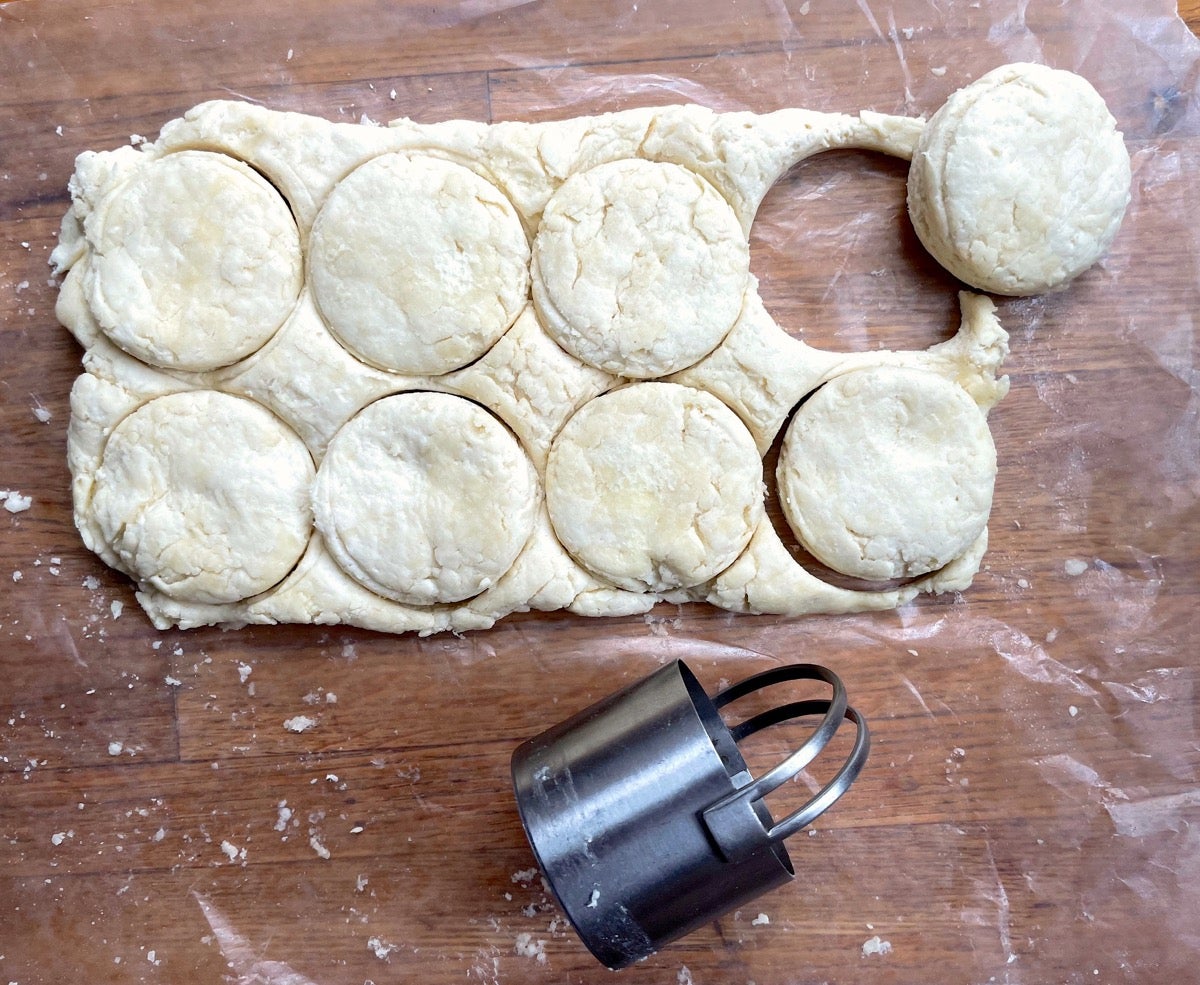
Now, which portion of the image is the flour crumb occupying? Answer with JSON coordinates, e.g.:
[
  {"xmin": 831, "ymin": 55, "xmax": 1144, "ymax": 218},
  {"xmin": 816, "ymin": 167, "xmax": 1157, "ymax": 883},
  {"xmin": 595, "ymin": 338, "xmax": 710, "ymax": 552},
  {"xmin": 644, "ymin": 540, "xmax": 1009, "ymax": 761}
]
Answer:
[
  {"xmin": 146, "ymin": 949, "xmax": 160, "ymax": 967},
  {"xmin": 237, "ymin": 662, "xmax": 252, "ymax": 683},
  {"xmin": 677, "ymin": 967, "xmax": 695, "ymax": 985},
  {"xmin": 55, "ymin": 124, "xmax": 64, "ymax": 136},
  {"xmin": 797, "ymin": 0, "xmax": 811, "ymax": 13},
  {"xmin": 1017, "ymin": 577, "xmax": 1030, "ymax": 589},
  {"xmin": 931, "ymin": 65, "xmax": 947, "ymax": 76},
  {"xmin": 283, "ymin": 715, "xmax": 318, "ymax": 733},
  {"xmin": 514, "ymin": 932, "xmax": 547, "ymax": 964},
  {"xmin": 752, "ymin": 912, "xmax": 770, "ymax": 926},
  {"xmin": 129, "ymin": 133, "xmax": 146, "ymax": 145},
  {"xmin": 1064, "ymin": 558, "xmax": 1089, "ymax": 577},
  {"xmin": 389, "ymin": 88, "xmax": 397, "ymax": 100},
  {"xmin": 511, "ymin": 867, "xmax": 539, "ymax": 885},
  {"xmin": 82, "ymin": 575, "xmax": 100, "ymax": 590},
  {"xmin": 164, "ymin": 676, "xmax": 182, "ymax": 687},
  {"xmin": 862, "ymin": 935, "xmax": 893, "ymax": 958},
  {"xmin": 309, "ymin": 833, "xmax": 331, "ymax": 859},
  {"xmin": 31, "ymin": 403, "xmax": 52, "ymax": 423},
  {"xmin": 1045, "ymin": 627, "xmax": 1060, "ymax": 644},
  {"xmin": 356, "ymin": 874, "xmax": 369, "ymax": 892},
  {"xmin": 220, "ymin": 840, "xmax": 241, "ymax": 862},
  {"xmin": 107, "ymin": 740, "xmax": 124, "ymax": 756},
  {"xmin": 367, "ymin": 936, "xmax": 397, "ymax": 960},
  {"xmin": 1069, "ymin": 705, "xmax": 1079, "ymax": 718},
  {"xmin": 286, "ymin": 48, "xmax": 294, "ymax": 60},
  {"xmin": 12, "ymin": 570, "xmax": 21, "ymax": 582},
  {"xmin": 274, "ymin": 802, "xmax": 293, "ymax": 831},
  {"xmin": 110, "ymin": 600, "xmax": 123, "ymax": 619},
  {"xmin": 2, "ymin": 490, "xmax": 32, "ymax": 513}
]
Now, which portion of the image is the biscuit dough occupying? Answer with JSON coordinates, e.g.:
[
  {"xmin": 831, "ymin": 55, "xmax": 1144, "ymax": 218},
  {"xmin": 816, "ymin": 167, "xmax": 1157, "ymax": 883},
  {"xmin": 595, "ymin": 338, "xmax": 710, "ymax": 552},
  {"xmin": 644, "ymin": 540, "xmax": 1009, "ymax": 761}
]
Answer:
[
  {"xmin": 313, "ymin": 392, "xmax": 539, "ymax": 605},
  {"xmin": 907, "ymin": 62, "xmax": 1131, "ymax": 296},
  {"xmin": 533, "ymin": 159, "xmax": 749, "ymax": 378},
  {"xmin": 309, "ymin": 153, "xmax": 530, "ymax": 374},
  {"xmin": 86, "ymin": 390, "xmax": 314, "ymax": 604},
  {"xmin": 546, "ymin": 382, "xmax": 762, "ymax": 592},
  {"xmin": 777, "ymin": 367, "xmax": 996, "ymax": 581},
  {"xmin": 85, "ymin": 150, "xmax": 302, "ymax": 371},
  {"xmin": 48, "ymin": 63, "xmax": 1123, "ymax": 633}
]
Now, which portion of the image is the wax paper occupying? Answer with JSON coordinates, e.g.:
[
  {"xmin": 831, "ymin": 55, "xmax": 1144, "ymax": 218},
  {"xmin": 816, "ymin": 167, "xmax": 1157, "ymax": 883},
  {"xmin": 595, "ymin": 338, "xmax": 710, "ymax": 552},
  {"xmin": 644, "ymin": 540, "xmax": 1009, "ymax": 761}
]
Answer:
[{"xmin": 0, "ymin": 1, "xmax": 1197, "ymax": 983}]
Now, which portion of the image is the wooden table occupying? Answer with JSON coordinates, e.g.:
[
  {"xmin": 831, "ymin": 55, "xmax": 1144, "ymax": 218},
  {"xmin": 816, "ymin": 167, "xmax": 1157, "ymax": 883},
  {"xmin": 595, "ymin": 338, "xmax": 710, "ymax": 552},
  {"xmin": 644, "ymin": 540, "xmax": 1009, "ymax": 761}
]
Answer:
[{"xmin": 2, "ymin": 3, "xmax": 1198, "ymax": 983}]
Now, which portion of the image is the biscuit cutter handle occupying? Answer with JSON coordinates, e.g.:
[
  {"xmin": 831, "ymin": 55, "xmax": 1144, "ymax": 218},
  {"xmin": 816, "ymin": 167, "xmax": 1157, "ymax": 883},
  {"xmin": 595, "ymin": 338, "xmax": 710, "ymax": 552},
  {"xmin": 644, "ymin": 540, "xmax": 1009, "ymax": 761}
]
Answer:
[{"xmin": 702, "ymin": 664, "xmax": 870, "ymax": 863}]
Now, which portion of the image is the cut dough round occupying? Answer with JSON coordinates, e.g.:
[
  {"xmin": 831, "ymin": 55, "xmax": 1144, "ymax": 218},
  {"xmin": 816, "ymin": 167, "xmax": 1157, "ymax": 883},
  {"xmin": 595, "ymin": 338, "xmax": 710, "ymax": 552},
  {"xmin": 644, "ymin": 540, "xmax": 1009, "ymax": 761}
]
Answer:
[
  {"xmin": 309, "ymin": 153, "xmax": 530, "ymax": 375},
  {"xmin": 313, "ymin": 392, "xmax": 539, "ymax": 606},
  {"xmin": 533, "ymin": 159, "xmax": 749, "ymax": 378},
  {"xmin": 88, "ymin": 150, "xmax": 302, "ymax": 372},
  {"xmin": 778, "ymin": 367, "xmax": 995, "ymax": 581},
  {"xmin": 907, "ymin": 62, "xmax": 1131, "ymax": 296},
  {"xmin": 546, "ymin": 382, "xmax": 762, "ymax": 592},
  {"xmin": 88, "ymin": 390, "xmax": 314, "ymax": 603}
]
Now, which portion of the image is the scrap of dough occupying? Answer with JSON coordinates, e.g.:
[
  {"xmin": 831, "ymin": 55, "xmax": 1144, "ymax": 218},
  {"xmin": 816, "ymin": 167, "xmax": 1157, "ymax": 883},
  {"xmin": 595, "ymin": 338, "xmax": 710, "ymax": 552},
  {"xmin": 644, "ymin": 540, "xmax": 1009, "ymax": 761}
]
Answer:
[
  {"xmin": 87, "ymin": 390, "xmax": 314, "ymax": 604},
  {"xmin": 532, "ymin": 159, "xmax": 749, "ymax": 378},
  {"xmin": 312, "ymin": 392, "xmax": 539, "ymax": 606},
  {"xmin": 777, "ymin": 366, "xmax": 996, "ymax": 581},
  {"xmin": 85, "ymin": 150, "xmax": 302, "ymax": 371},
  {"xmin": 546, "ymin": 382, "xmax": 763, "ymax": 592},
  {"xmin": 907, "ymin": 62, "xmax": 1130, "ymax": 295},
  {"xmin": 308, "ymin": 152, "xmax": 530, "ymax": 375}
]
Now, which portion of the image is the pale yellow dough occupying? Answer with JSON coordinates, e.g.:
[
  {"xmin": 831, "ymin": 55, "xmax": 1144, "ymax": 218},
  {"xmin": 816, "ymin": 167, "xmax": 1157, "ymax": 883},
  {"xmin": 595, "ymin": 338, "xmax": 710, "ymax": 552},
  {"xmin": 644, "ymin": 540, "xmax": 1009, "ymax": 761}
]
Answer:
[
  {"xmin": 86, "ymin": 150, "xmax": 302, "ymax": 371},
  {"xmin": 87, "ymin": 390, "xmax": 314, "ymax": 604},
  {"xmin": 313, "ymin": 392, "xmax": 539, "ymax": 606},
  {"xmin": 49, "ymin": 86, "xmax": 1041, "ymax": 633},
  {"xmin": 777, "ymin": 367, "xmax": 996, "ymax": 581},
  {"xmin": 309, "ymin": 153, "xmax": 530, "ymax": 374},
  {"xmin": 546, "ymin": 382, "xmax": 763, "ymax": 592},
  {"xmin": 533, "ymin": 159, "xmax": 749, "ymax": 378},
  {"xmin": 907, "ymin": 62, "xmax": 1130, "ymax": 296}
]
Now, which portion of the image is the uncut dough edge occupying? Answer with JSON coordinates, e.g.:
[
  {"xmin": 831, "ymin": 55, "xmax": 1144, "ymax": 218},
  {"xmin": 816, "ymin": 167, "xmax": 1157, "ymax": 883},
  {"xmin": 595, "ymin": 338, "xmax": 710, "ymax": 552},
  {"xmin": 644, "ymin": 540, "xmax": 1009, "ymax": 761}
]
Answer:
[{"xmin": 54, "ymin": 99, "xmax": 1008, "ymax": 635}]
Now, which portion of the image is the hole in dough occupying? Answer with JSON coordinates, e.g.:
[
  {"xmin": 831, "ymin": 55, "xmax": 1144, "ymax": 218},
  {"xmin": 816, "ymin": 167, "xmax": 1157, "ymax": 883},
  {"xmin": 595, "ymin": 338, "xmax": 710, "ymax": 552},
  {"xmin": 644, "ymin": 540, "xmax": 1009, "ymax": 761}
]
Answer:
[
  {"xmin": 308, "ymin": 153, "xmax": 531, "ymax": 376},
  {"xmin": 532, "ymin": 158, "xmax": 749, "ymax": 378},
  {"xmin": 88, "ymin": 150, "xmax": 303, "ymax": 372},
  {"xmin": 546, "ymin": 381, "xmax": 763, "ymax": 593},
  {"xmin": 88, "ymin": 390, "xmax": 315, "ymax": 604},
  {"xmin": 313, "ymin": 391, "xmax": 540, "ymax": 606},
  {"xmin": 775, "ymin": 366, "xmax": 996, "ymax": 582},
  {"xmin": 751, "ymin": 150, "xmax": 960, "ymax": 354}
]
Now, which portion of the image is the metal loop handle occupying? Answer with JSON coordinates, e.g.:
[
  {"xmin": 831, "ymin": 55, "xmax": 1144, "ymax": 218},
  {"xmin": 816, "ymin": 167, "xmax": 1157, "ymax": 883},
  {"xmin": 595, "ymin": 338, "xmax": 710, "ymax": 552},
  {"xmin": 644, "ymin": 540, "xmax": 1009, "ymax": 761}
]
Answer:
[{"xmin": 703, "ymin": 664, "xmax": 870, "ymax": 861}]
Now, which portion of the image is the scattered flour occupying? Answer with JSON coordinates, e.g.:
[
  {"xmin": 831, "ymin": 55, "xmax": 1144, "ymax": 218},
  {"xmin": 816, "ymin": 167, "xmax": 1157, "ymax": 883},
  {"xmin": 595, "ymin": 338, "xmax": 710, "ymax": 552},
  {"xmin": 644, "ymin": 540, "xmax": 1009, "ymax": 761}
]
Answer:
[{"xmin": 514, "ymin": 932, "xmax": 547, "ymax": 964}]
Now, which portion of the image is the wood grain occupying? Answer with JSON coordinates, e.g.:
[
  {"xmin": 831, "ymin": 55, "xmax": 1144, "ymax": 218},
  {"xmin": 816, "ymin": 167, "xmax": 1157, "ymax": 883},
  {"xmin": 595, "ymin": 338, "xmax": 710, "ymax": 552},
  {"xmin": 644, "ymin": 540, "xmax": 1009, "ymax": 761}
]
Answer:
[{"xmin": 2, "ymin": 3, "xmax": 1199, "ymax": 984}]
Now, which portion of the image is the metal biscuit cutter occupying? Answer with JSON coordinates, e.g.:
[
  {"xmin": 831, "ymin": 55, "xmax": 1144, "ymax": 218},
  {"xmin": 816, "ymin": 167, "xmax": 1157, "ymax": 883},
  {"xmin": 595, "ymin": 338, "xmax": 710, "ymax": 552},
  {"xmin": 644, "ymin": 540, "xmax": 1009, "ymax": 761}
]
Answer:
[{"xmin": 511, "ymin": 658, "xmax": 869, "ymax": 969}]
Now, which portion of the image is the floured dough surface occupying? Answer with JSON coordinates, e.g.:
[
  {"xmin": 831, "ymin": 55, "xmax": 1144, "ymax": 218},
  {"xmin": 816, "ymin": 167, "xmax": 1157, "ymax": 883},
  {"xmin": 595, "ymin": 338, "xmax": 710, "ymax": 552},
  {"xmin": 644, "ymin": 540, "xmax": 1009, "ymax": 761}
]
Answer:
[
  {"xmin": 313, "ymin": 392, "xmax": 539, "ymax": 605},
  {"xmin": 48, "ymin": 77, "xmax": 1096, "ymax": 633},
  {"xmin": 309, "ymin": 153, "xmax": 530, "ymax": 374},
  {"xmin": 87, "ymin": 390, "xmax": 314, "ymax": 604},
  {"xmin": 546, "ymin": 382, "xmax": 762, "ymax": 592},
  {"xmin": 86, "ymin": 150, "xmax": 302, "ymax": 371},
  {"xmin": 777, "ymin": 367, "xmax": 996, "ymax": 581},
  {"xmin": 907, "ymin": 62, "xmax": 1131, "ymax": 296},
  {"xmin": 533, "ymin": 159, "xmax": 749, "ymax": 378}
]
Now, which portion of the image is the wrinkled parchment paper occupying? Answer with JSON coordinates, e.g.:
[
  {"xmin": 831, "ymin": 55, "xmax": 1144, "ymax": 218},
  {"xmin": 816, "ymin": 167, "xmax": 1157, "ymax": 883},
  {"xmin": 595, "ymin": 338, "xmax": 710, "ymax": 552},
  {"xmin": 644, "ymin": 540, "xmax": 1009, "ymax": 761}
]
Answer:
[{"xmin": 1, "ymin": 1, "xmax": 1197, "ymax": 982}]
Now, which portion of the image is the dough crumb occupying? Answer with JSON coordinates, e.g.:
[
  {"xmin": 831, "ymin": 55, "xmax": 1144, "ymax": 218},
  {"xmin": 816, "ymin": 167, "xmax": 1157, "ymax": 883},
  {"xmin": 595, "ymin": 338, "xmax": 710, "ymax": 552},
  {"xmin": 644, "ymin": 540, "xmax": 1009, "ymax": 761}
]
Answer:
[
  {"xmin": 367, "ymin": 936, "xmax": 397, "ymax": 960},
  {"xmin": 283, "ymin": 715, "xmax": 318, "ymax": 733},
  {"xmin": 752, "ymin": 912, "xmax": 770, "ymax": 926},
  {"xmin": 309, "ymin": 833, "xmax": 331, "ymax": 859},
  {"xmin": 107, "ymin": 740, "xmax": 124, "ymax": 756},
  {"xmin": 2, "ymin": 490, "xmax": 32, "ymax": 513},
  {"xmin": 862, "ymin": 935, "xmax": 893, "ymax": 958},
  {"xmin": 110, "ymin": 600, "xmax": 123, "ymax": 619},
  {"xmin": 1064, "ymin": 559, "xmax": 1089, "ymax": 577}
]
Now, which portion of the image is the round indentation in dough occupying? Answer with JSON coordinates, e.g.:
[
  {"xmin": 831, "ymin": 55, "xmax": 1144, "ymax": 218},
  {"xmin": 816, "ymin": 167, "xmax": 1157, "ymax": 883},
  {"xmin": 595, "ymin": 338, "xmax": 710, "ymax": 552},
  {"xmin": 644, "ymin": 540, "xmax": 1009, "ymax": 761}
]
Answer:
[
  {"xmin": 546, "ymin": 382, "xmax": 763, "ymax": 592},
  {"xmin": 907, "ymin": 62, "xmax": 1131, "ymax": 296},
  {"xmin": 308, "ymin": 154, "xmax": 531, "ymax": 376},
  {"xmin": 777, "ymin": 367, "xmax": 996, "ymax": 581},
  {"xmin": 88, "ymin": 150, "xmax": 303, "ymax": 372},
  {"xmin": 533, "ymin": 159, "xmax": 749, "ymax": 378},
  {"xmin": 313, "ymin": 392, "xmax": 539, "ymax": 606},
  {"xmin": 89, "ymin": 390, "xmax": 315, "ymax": 604}
]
